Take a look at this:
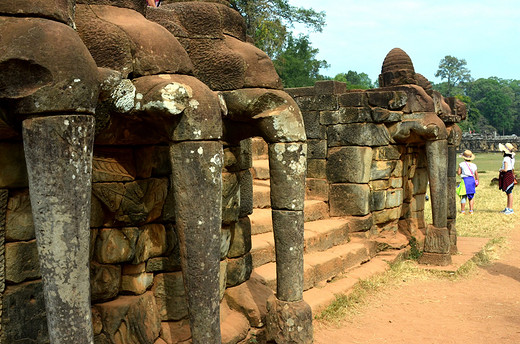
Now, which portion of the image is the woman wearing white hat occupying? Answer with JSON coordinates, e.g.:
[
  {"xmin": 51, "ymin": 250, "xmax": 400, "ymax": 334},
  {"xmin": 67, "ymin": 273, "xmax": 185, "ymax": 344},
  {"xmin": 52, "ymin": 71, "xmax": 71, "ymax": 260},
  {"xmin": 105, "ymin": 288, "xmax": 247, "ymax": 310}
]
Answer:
[
  {"xmin": 457, "ymin": 150, "xmax": 479, "ymax": 215},
  {"xmin": 498, "ymin": 143, "xmax": 516, "ymax": 214}
]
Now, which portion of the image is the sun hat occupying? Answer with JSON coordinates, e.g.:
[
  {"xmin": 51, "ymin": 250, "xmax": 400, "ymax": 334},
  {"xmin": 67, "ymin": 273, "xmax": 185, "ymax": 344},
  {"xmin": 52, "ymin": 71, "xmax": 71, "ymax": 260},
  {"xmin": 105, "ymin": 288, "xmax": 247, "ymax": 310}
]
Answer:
[
  {"xmin": 499, "ymin": 143, "xmax": 516, "ymax": 155},
  {"xmin": 460, "ymin": 149, "xmax": 475, "ymax": 161}
]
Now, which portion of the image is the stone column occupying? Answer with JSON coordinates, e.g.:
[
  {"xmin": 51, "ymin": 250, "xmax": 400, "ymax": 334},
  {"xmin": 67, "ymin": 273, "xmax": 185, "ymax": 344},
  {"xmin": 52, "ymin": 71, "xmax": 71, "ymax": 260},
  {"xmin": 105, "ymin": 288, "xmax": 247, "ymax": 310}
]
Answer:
[
  {"xmin": 0, "ymin": 189, "xmax": 7, "ymax": 341},
  {"xmin": 22, "ymin": 115, "xmax": 95, "ymax": 344},
  {"xmin": 447, "ymin": 144, "xmax": 458, "ymax": 253},
  {"xmin": 419, "ymin": 139, "xmax": 452, "ymax": 266},
  {"xmin": 170, "ymin": 141, "xmax": 223, "ymax": 344},
  {"xmin": 266, "ymin": 142, "xmax": 313, "ymax": 344}
]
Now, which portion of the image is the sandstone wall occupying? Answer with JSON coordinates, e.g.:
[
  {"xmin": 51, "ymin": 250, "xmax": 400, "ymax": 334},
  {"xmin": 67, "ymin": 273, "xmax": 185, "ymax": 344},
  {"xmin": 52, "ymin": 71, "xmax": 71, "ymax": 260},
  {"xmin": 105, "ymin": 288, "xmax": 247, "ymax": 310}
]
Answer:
[
  {"xmin": 459, "ymin": 134, "xmax": 520, "ymax": 153},
  {"xmin": 0, "ymin": 136, "xmax": 253, "ymax": 343},
  {"xmin": 287, "ymin": 81, "xmax": 431, "ymax": 237}
]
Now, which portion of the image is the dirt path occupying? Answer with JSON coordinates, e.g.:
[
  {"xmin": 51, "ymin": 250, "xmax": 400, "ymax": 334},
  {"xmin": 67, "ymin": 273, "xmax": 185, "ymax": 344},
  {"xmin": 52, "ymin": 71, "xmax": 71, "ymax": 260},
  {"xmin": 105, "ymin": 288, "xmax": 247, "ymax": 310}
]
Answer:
[{"xmin": 313, "ymin": 228, "xmax": 520, "ymax": 344}]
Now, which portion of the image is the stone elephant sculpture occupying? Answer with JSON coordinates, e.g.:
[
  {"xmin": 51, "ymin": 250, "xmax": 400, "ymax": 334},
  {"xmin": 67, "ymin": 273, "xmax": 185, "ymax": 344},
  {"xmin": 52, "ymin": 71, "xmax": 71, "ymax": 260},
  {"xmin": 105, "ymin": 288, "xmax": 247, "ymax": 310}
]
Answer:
[{"xmin": 1, "ymin": 0, "xmax": 312, "ymax": 343}]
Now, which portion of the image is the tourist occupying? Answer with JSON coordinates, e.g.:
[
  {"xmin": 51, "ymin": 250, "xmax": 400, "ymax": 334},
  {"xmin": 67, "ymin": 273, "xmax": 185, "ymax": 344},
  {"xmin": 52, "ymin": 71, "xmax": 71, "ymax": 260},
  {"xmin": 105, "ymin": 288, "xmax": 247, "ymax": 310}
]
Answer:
[
  {"xmin": 457, "ymin": 150, "xmax": 479, "ymax": 215},
  {"xmin": 498, "ymin": 143, "xmax": 516, "ymax": 214},
  {"xmin": 146, "ymin": 0, "xmax": 160, "ymax": 7}
]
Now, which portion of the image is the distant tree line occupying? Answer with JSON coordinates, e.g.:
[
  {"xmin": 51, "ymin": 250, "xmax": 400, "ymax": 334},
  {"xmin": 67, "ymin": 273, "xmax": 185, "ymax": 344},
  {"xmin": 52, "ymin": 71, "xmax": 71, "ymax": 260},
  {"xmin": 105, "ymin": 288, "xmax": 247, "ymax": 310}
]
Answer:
[{"xmin": 433, "ymin": 56, "xmax": 520, "ymax": 135}]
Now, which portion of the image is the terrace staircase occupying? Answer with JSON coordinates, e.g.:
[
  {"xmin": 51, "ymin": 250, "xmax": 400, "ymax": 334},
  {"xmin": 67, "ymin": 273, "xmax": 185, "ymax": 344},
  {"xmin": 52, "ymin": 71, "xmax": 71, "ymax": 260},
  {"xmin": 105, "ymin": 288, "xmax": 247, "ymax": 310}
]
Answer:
[{"xmin": 248, "ymin": 137, "xmax": 409, "ymax": 314}]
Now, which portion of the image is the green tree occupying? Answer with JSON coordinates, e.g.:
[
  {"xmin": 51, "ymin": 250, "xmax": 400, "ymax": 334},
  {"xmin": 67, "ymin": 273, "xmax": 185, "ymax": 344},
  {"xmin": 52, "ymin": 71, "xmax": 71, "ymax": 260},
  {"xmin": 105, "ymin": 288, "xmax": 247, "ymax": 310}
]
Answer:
[
  {"xmin": 273, "ymin": 34, "xmax": 329, "ymax": 88},
  {"xmin": 333, "ymin": 71, "xmax": 374, "ymax": 89},
  {"xmin": 466, "ymin": 78, "xmax": 513, "ymax": 134},
  {"xmin": 230, "ymin": 0, "xmax": 325, "ymax": 58},
  {"xmin": 434, "ymin": 56, "xmax": 472, "ymax": 97}
]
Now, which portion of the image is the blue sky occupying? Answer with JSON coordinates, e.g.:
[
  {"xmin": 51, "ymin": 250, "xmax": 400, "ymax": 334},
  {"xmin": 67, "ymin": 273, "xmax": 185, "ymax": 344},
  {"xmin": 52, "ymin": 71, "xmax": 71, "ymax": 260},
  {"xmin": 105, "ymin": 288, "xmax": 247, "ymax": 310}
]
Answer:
[{"xmin": 287, "ymin": 0, "xmax": 520, "ymax": 84}]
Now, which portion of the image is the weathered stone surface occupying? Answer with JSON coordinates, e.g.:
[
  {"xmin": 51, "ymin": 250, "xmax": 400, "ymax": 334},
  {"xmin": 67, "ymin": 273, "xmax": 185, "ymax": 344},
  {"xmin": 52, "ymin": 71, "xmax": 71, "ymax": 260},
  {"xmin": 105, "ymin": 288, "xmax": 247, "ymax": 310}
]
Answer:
[
  {"xmin": 411, "ymin": 194, "xmax": 426, "ymax": 212},
  {"xmin": 371, "ymin": 107, "xmax": 402, "ymax": 123},
  {"xmin": 160, "ymin": 320, "xmax": 192, "ymax": 344},
  {"xmin": 307, "ymin": 139, "xmax": 327, "ymax": 159},
  {"xmin": 327, "ymin": 146, "xmax": 372, "ymax": 184},
  {"xmin": 419, "ymin": 252, "xmax": 452, "ymax": 266},
  {"xmin": 95, "ymin": 292, "xmax": 162, "ymax": 344},
  {"xmin": 307, "ymin": 159, "xmax": 327, "ymax": 179},
  {"xmin": 134, "ymin": 146, "xmax": 172, "ymax": 179},
  {"xmin": 225, "ymin": 275, "xmax": 274, "ymax": 327},
  {"xmin": 426, "ymin": 139, "xmax": 448, "ymax": 228},
  {"xmin": 371, "ymin": 160, "xmax": 397, "ymax": 180},
  {"xmin": 222, "ymin": 172, "xmax": 240, "ymax": 224},
  {"xmin": 4, "ymin": 240, "xmax": 40, "ymax": 283},
  {"xmin": 152, "ymin": 272, "xmax": 189, "ymax": 321},
  {"xmin": 373, "ymin": 145, "xmax": 402, "ymax": 161},
  {"xmin": 22, "ymin": 115, "xmax": 95, "ymax": 344},
  {"xmin": 77, "ymin": 0, "xmax": 148, "ymax": 15},
  {"xmin": 226, "ymin": 253, "xmax": 253, "ymax": 287},
  {"xmin": 422, "ymin": 225, "xmax": 450, "ymax": 254},
  {"xmin": 93, "ymin": 178, "xmax": 168, "ymax": 226},
  {"xmin": 370, "ymin": 190, "xmax": 386, "ymax": 211},
  {"xmin": 272, "ymin": 210, "xmax": 304, "ymax": 302},
  {"xmin": 347, "ymin": 214, "xmax": 374, "ymax": 233},
  {"xmin": 228, "ymin": 216, "xmax": 252, "ymax": 258},
  {"xmin": 302, "ymin": 111, "xmax": 326, "ymax": 139},
  {"xmin": 294, "ymin": 94, "xmax": 339, "ymax": 112},
  {"xmin": 93, "ymin": 147, "xmax": 137, "ymax": 182},
  {"xmin": 320, "ymin": 107, "xmax": 372, "ymax": 125},
  {"xmin": 3, "ymin": 281, "xmax": 49, "ymax": 344},
  {"xmin": 5, "ymin": 189, "xmax": 35, "ymax": 241},
  {"xmin": 95, "ymin": 227, "xmax": 138, "ymax": 264},
  {"xmin": 221, "ymin": 226, "xmax": 232, "ymax": 259},
  {"xmin": 0, "ymin": 142, "xmax": 28, "ymax": 188},
  {"xmin": 170, "ymin": 140, "xmax": 222, "ymax": 342},
  {"xmin": 76, "ymin": 5, "xmax": 193, "ymax": 78},
  {"xmin": 0, "ymin": 0, "xmax": 74, "ymax": 25},
  {"xmin": 266, "ymin": 296, "xmax": 313, "ymax": 344},
  {"xmin": 389, "ymin": 177, "xmax": 403, "ymax": 188},
  {"xmin": 314, "ymin": 80, "xmax": 346, "ymax": 95},
  {"xmin": 90, "ymin": 262, "xmax": 121, "ymax": 302},
  {"xmin": 412, "ymin": 167, "xmax": 429, "ymax": 194},
  {"xmin": 330, "ymin": 184, "xmax": 370, "ymax": 216},
  {"xmin": 338, "ymin": 91, "xmax": 367, "ymax": 107},
  {"xmin": 373, "ymin": 207, "xmax": 401, "ymax": 225},
  {"xmin": 327, "ymin": 123, "xmax": 391, "ymax": 147},
  {"xmin": 238, "ymin": 169, "xmax": 254, "ymax": 217},
  {"xmin": 369, "ymin": 179, "xmax": 390, "ymax": 191},
  {"xmin": 220, "ymin": 299, "xmax": 250, "ymax": 344},
  {"xmin": 121, "ymin": 272, "xmax": 154, "ymax": 295},
  {"xmin": 305, "ymin": 178, "xmax": 329, "ymax": 201},
  {"xmin": 268, "ymin": 143, "xmax": 307, "ymax": 211},
  {"xmin": 0, "ymin": 18, "xmax": 99, "ymax": 116},
  {"xmin": 386, "ymin": 188, "xmax": 403, "ymax": 208},
  {"xmin": 134, "ymin": 224, "xmax": 168, "ymax": 264}
]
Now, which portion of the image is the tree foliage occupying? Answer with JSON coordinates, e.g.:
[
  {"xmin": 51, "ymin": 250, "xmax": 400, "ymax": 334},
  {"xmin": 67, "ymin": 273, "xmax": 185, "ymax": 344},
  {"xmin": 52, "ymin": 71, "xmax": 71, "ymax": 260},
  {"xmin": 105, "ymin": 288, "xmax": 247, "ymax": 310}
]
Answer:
[
  {"xmin": 434, "ymin": 55, "xmax": 472, "ymax": 97},
  {"xmin": 333, "ymin": 71, "xmax": 374, "ymax": 89},
  {"xmin": 229, "ymin": 0, "xmax": 325, "ymax": 58},
  {"xmin": 272, "ymin": 34, "xmax": 329, "ymax": 88}
]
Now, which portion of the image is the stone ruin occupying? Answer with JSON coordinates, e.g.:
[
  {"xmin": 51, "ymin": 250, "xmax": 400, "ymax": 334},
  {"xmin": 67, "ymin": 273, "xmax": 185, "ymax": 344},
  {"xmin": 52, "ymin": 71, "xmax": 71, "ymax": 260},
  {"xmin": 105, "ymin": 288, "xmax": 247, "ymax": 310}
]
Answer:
[{"xmin": 0, "ymin": 1, "xmax": 466, "ymax": 343}]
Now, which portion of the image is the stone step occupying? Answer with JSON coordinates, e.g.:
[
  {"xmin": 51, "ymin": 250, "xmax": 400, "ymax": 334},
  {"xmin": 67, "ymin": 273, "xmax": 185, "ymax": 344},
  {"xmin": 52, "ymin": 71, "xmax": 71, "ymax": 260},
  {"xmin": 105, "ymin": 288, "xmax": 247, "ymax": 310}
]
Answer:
[
  {"xmin": 251, "ymin": 137, "xmax": 268, "ymax": 160},
  {"xmin": 252, "ymin": 159, "xmax": 269, "ymax": 180},
  {"xmin": 250, "ymin": 200, "xmax": 330, "ymax": 235},
  {"xmin": 253, "ymin": 238, "xmax": 378, "ymax": 293},
  {"xmin": 250, "ymin": 217, "xmax": 351, "ymax": 269},
  {"xmin": 303, "ymin": 248, "xmax": 407, "ymax": 315}
]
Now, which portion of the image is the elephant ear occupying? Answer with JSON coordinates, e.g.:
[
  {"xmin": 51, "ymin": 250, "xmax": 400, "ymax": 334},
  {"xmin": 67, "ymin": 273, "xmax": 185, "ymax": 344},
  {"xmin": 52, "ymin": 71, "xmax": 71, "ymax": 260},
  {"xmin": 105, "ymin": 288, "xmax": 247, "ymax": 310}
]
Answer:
[{"xmin": 0, "ymin": 59, "xmax": 53, "ymax": 99}]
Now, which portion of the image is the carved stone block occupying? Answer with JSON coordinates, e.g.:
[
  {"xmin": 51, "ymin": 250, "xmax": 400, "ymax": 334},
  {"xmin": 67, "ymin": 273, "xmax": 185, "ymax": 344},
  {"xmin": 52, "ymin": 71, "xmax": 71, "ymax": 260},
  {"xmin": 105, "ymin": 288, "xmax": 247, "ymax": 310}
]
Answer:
[
  {"xmin": 327, "ymin": 146, "xmax": 372, "ymax": 184},
  {"xmin": 5, "ymin": 240, "xmax": 40, "ymax": 284},
  {"xmin": 330, "ymin": 183, "xmax": 370, "ymax": 216},
  {"xmin": 94, "ymin": 292, "xmax": 161, "ymax": 343},
  {"xmin": 90, "ymin": 262, "xmax": 121, "ymax": 302},
  {"xmin": 327, "ymin": 123, "xmax": 391, "ymax": 147},
  {"xmin": 152, "ymin": 272, "xmax": 189, "ymax": 321},
  {"xmin": 5, "ymin": 189, "xmax": 34, "ymax": 241}
]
